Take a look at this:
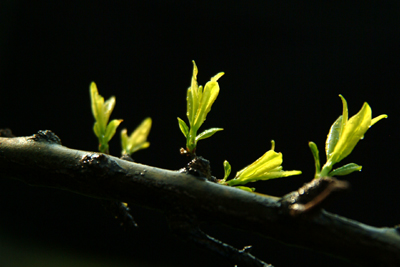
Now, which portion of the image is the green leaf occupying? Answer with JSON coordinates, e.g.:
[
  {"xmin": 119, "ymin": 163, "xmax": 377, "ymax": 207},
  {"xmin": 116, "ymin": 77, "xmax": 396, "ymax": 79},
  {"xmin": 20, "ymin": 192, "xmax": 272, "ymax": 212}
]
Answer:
[
  {"xmin": 195, "ymin": 128, "xmax": 223, "ymax": 142},
  {"xmin": 90, "ymin": 82, "xmax": 122, "ymax": 154},
  {"xmin": 93, "ymin": 122, "xmax": 102, "ymax": 141},
  {"xmin": 227, "ymin": 141, "xmax": 302, "ymax": 186},
  {"xmin": 254, "ymin": 170, "xmax": 302, "ymax": 181},
  {"xmin": 236, "ymin": 150, "xmax": 282, "ymax": 179},
  {"xmin": 211, "ymin": 72, "xmax": 225, "ymax": 82},
  {"xmin": 193, "ymin": 76, "xmax": 223, "ymax": 129},
  {"xmin": 181, "ymin": 62, "xmax": 224, "ymax": 154},
  {"xmin": 102, "ymin": 96, "xmax": 116, "ymax": 125},
  {"xmin": 187, "ymin": 86, "xmax": 194, "ymax": 126},
  {"xmin": 187, "ymin": 61, "xmax": 200, "ymax": 126},
  {"xmin": 223, "ymin": 160, "xmax": 231, "ymax": 181},
  {"xmin": 90, "ymin": 82, "xmax": 103, "ymax": 122},
  {"xmin": 330, "ymin": 103, "xmax": 372, "ymax": 164},
  {"xmin": 130, "ymin": 141, "xmax": 150, "ymax": 154},
  {"xmin": 234, "ymin": 186, "xmax": 255, "ymax": 192},
  {"xmin": 308, "ymin": 141, "xmax": 321, "ymax": 178},
  {"xmin": 121, "ymin": 128, "xmax": 129, "ymax": 154},
  {"xmin": 328, "ymin": 163, "xmax": 362, "ymax": 176},
  {"xmin": 339, "ymin": 94, "xmax": 348, "ymax": 136},
  {"xmin": 121, "ymin": 118, "xmax": 152, "ymax": 155},
  {"xmin": 371, "ymin": 114, "xmax": 388, "ymax": 126},
  {"xmin": 228, "ymin": 170, "xmax": 301, "ymax": 185},
  {"xmin": 177, "ymin": 117, "xmax": 189, "ymax": 138},
  {"xmin": 104, "ymin": 119, "xmax": 123, "ymax": 144},
  {"xmin": 325, "ymin": 115, "xmax": 343, "ymax": 160}
]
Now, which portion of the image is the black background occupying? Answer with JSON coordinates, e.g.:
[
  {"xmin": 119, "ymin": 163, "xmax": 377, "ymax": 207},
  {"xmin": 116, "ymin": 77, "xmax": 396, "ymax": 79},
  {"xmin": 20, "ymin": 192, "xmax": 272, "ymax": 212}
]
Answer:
[{"xmin": 1, "ymin": 1, "xmax": 399, "ymax": 266}]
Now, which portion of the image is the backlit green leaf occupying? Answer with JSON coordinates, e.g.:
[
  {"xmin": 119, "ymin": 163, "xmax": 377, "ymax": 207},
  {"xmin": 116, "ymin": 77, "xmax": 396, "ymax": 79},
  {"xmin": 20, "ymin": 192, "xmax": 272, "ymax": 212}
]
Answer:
[
  {"xmin": 339, "ymin": 94, "xmax": 348, "ymax": 136},
  {"xmin": 102, "ymin": 96, "xmax": 116, "ymax": 125},
  {"xmin": 90, "ymin": 82, "xmax": 103, "ymax": 122},
  {"xmin": 187, "ymin": 61, "xmax": 199, "ymax": 126},
  {"xmin": 177, "ymin": 117, "xmax": 189, "ymax": 138},
  {"xmin": 236, "ymin": 150, "xmax": 282, "ymax": 179},
  {"xmin": 223, "ymin": 160, "xmax": 231, "ymax": 181},
  {"xmin": 104, "ymin": 119, "xmax": 123, "ymax": 144},
  {"xmin": 195, "ymin": 128, "xmax": 223, "ymax": 142},
  {"xmin": 193, "ymin": 79, "xmax": 222, "ymax": 129},
  {"xmin": 93, "ymin": 122, "xmax": 102, "ymax": 141},
  {"xmin": 371, "ymin": 114, "xmax": 388, "ymax": 126},
  {"xmin": 308, "ymin": 141, "xmax": 321, "ymax": 178},
  {"xmin": 325, "ymin": 115, "xmax": 343, "ymax": 160},
  {"xmin": 331, "ymin": 103, "xmax": 371, "ymax": 164},
  {"xmin": 235, "ymin": 186, "xmax": 255, "ymax": 192},
  {"xmin": 328, "ymin": 163, "xmax": 362, "ymax": 176},
  {"xmin": 121, "ymin": 118, "xmax": 152, "ymax": 155}
]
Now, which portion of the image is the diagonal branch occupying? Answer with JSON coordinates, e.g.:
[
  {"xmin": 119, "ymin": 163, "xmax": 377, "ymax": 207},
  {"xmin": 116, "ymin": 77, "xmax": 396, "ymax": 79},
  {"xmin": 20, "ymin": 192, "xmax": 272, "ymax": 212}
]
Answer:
[
  {"xmin": 1, "ymin": 131, "xmax": 400, "ymax": 266},
  {"xmin": 166, "ymin": 213, "xmax": 273, "ymax": 267}
]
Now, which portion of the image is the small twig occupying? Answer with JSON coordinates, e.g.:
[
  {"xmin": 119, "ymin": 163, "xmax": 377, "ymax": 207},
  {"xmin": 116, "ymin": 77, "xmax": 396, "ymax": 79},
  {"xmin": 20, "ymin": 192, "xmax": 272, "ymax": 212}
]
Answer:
[
  {"xmin": 166, "ymin": 213, "xmax": 273, "ymax": 267},
  {"xmin": 100, "ymin": 200, "xmax": 138, "ymax": 229},
  {"xmin": 280, "ymin": 177, "xmax": 349, "ymax": 217}
]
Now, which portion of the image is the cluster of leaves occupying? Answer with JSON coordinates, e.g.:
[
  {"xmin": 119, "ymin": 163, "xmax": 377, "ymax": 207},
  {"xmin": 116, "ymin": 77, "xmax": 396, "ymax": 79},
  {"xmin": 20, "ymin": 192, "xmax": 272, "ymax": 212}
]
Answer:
[
  {"xmin": 177, "ymin": 61, "xmax": 224, "ymax": 155},
  {"xmin": 309, "ymin": 95, "xmax": 387, "ymax": 178},
  {"xmin": 89, "ymin": 62, "xmax": 387, "ymax": 193},
  {"xmin": 176, "ymin": 62, "xmax": 302, "ymax": 191},
  {"xmin": 176, "ymin": 63, "xmax": 387, "ymax": 192},
  {"xmin": 219, "ymin": 141, "xmax": 302, "ymax": 192},
  {"xmin": 90, "ymin": 82, "xmax": 151, "ymax": 156}
]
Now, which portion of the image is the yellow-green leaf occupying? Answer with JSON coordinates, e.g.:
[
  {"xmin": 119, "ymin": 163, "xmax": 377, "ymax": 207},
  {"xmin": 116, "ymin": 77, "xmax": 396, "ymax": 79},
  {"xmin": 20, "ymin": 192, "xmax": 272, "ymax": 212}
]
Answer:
[
  {"xmin": 121, "ymin": 128, "xmax": 129, "ymax": 154},
  {"xmin": 90, "ymin": 82, "xmax": 103, "ymax": 122},
  {"xmin": 223, "ymin": 160, "xmax": 231, "ymax": 181},
  {"xmin": 195, "ymin": 128, "xmax": 223, "ymax": 142},
  {"xmin": 121, "ymin": 118, "xmax": 152, "ymax": 155},
  {"xmin": 193, "ymin": 76, "xmax": 223, "ymax": 129},
  {"xmin": 93, "ymin": 121, "xmax": 102, "ymax": 141},
  {"xmin": 330, "ymin": 103, "xmax": 371, "ymax": 164},
  {"xmin": 339, "ymin": 94, "xmax": 348, "ymax": 136},
  {"xmin": 252, "ymin": 170, "xmax": 302, "ymax": 181},
  {"xmin": 177, "ymin": 117, "xmax": 189, "ymax": 138},
  {"xmin": 187, "ymin": 61, "xmax": 199, "ymax": 126},
  {"xmin": 104, "ymin": 119, "xmax": 123, "ymax": 144},
  {"xmin": 211, "ymin": 72, "xmax": 225, "ymax": 82},
  {"xmin": 227, "ymin": 170, "xmax": 302, "ymax": 186},
  {"xmin": 236, "ymin": 150, "xmax": 282, "ymax": 179},
  {"xmin": 235, "ymin": 186, "xmax": 255, "ymax": 192},
  {"xmin": 187, "ymin": 86, "xmax": 194, "ymax": 126},
  {"xmin": 102, "ymin": 96, "xmax": 116, "ymax": 126},
  {"xmin": 128, "ymin": 118, "xmax": 152, "ymax": 145},
  {"xmin": 325, "ymin": 115, "xmax": 343, "ymax": 160},
  {"xmin": 371, "ymin": 114, "xmax": 388, "ymax": 126},
  {"xmin": 309, "ymin": 141, "xmax": 321, "ymax": 178},
  {"xmin": 328, "ymin": 163, "xmax": 362, "ymax": 176}
]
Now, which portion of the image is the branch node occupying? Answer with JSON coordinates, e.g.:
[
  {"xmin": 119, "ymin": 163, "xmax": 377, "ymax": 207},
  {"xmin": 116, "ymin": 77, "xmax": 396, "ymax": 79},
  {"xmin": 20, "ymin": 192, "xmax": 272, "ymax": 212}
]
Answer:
[
  {"xmin": 29, "ymin": 130, "xmax": 62, "ymax": 145},
  {"xmin": 179, "ymin": 156, "xmax": 217, "ymax": 182},
  {"xmin": 280, "ymin": 177, "xmax": 349, "ymax": 217}
]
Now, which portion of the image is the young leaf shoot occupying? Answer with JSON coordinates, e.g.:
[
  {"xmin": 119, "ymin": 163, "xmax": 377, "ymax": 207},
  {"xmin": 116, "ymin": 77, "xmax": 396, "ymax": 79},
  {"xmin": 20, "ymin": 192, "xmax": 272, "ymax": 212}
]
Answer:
[
  {"xmin": 90, "ymin": 82, "xmax": 123, "ymax": 154},
  {"xmin": 220, "ymin": 141, "xmax": 302, "ymax": 191},
  {"xmin": 177, "ymin": 61, "xmax": 224, "ymax": 155},
  {"xmin": 311, "ymin": 95, "xmax": 387, "ymax": 178},
  {"xmin": 121, "ymin": 117, "xmax": 152, "ymax": 156}
]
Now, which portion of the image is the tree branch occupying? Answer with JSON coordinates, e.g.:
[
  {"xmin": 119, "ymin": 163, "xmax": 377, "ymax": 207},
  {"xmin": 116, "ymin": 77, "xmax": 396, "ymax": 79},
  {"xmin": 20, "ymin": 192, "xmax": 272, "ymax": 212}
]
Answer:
[{"xmin": 1, "ymin": 131, "xmax": 400, "ymax": 266}]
